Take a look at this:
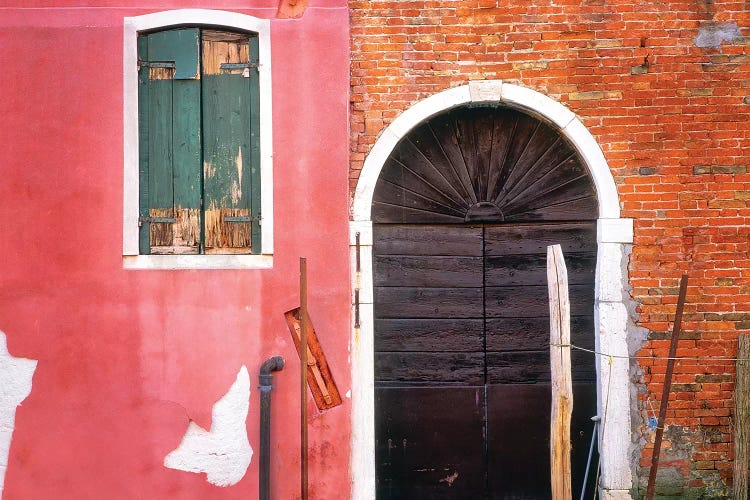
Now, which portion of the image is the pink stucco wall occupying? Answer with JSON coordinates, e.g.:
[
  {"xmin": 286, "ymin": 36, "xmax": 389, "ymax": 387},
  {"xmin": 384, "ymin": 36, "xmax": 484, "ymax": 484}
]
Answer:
[{"xmin": 0, "ymin": 2, "xmax": 351, "ymax": 498}]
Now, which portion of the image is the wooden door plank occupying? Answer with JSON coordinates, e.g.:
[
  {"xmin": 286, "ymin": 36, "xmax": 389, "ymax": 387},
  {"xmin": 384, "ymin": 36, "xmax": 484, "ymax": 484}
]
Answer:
[
  {"xmin": 374, "ymin": 224, "xmax": 483, "ymax": 256},
  {"xmin": 484, "ymin": 284, "xmax": 593, "ymax": 318},
  {"xmin": 374, "ymin": 255, "xmax": 483, "ymax": 287},
  {"xmin": 484, "ymin": 252, "xmax": 596, "ymax": 286},
  {"xmin": 484, "ymin": 223, "xmax": 597, "ymax": 255},
  {"xmin": 486, "ymin": 316, "xmax": 595, "ymax": 352},
  {"xmin": 375, "ymin": 287, "xmax": 483, "ymax": 319},
  {"xmin": 375, "ymin": 352, "xmax": 485, "ymax": 385},
  {"xmin": 487, "ymin": 383, "xmax": 598, "ymax": 499},
  {"xmin": 375, "ymin": 318, "xmax": 484, "ymax": 352},
  {"xmin": 376, "ymin": 387, "xmax": 487, "ymax": 499},
  {"xmin": 486, "ymin": 350, "xmax": 596, "ymax": 384}
]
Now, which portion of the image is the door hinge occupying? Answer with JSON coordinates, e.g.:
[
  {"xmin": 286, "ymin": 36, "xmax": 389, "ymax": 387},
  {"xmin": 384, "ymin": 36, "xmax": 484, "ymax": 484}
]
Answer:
[
  {"xmin": 138, "ymin": 215, "xmax": 176, "ymax": 227},
  {"xmin": 137, "ymin": 60, "xmax": 176, "ymax": 71},
  {"xmin": 224, "ymin": 215, "xmax": 261, "ymax": 223}
]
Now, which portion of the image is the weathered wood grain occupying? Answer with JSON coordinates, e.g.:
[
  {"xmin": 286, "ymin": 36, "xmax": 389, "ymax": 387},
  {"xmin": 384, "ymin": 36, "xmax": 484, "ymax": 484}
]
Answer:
[
  {"xmin": 484, "ymin": 252, "xmax": 595, "ymax": 286},
  {"xmin": 372, "ymin": 106, "xmax": 597, "ymax": 224},
  {"xmin": 484, "ymin": 223, "xmax": 597, "ymax": 255},
  {"xmin": 375, "ymin": 387, "xmax": 486, "ymax": 498},
  {"xmin": 374, "ymin": 286, "xmax": 484, "ymax": 319},
  {"xmin": 548, "ymin": 244, "xmax": 573, "ymax": 500},
  {"xmin": 734, "ymin": 334, "xmax": 750, "ymax": 500},
  {"xmin": 375, "ymin": 352, "xmax": 484, "ymax": 385},
  {"xmin": 487, "ymin": 383, "xmax": 598, "ymax": 499},
  {"xmin": 374, "ymin": 255, "xmax": 483, "ymax": 287},
  {"xmin": 202, "ymin": 32, "xmax": 253, "ymax": 253},
  {"xmin": 374, "ymin": 318, "xmax": 484, "ymax": 352},
  {"xmin": 374, "ymin": 224, "xmax": 483, "ymax": 256},
  {"xmin": 484, "ymin": 284, "xmax": 593, "ymax": 318},
  {"xmin": 486, "ymin": 350, "xmax": 596, "ymax": 383},
  {"xmin": 486, "ymin": 316, "xmax": 595, "ymax": 352}
]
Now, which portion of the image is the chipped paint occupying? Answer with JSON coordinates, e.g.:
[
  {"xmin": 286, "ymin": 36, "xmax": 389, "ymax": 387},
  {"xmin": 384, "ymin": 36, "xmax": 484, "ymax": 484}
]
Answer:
[
  {"xmin": 164, "ymin": 366, "xmax": 253, "ymax": 487},
  {"xmin": 236, "ymin": 146, "xmax": 243, "ymax": 196},
  {"xmin": 0, "ymin": 330, "xmax": 37, "ymax": 496},
  {"xmin": 203, "ymin": 161, "xmax": 216, "ymax": 179},
  {"xmin": 439, "ymin": 471, "xmax": 459, "ymax": 486}
]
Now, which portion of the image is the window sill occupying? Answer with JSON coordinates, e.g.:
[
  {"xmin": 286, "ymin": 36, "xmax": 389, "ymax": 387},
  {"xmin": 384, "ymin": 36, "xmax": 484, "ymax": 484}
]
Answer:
[{"xmin": 123, "ymin": 254, "xmax": 273, "ymax": 270}]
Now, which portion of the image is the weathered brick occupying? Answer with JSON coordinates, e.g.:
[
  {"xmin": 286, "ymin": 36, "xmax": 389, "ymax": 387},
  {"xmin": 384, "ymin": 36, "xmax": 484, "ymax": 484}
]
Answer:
[{"xmin": 350, "ymin": 1, "xmax": 750, "ymax": 493}]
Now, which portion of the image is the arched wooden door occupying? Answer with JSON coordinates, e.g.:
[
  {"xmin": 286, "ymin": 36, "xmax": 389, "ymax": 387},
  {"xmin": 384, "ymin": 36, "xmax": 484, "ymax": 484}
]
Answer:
[{"xmin": 372, "ymin": 105, "xmax": 599, "ymax": 499}]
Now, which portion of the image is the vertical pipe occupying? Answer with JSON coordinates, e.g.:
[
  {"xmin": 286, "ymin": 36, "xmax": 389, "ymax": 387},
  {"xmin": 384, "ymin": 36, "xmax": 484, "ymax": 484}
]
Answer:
[
  {"xmin": 259, "ymin": 356, "xmax": 284, "ymax": 500},
  {"xmin": 646, "ymin": 274, "xmax": 688, "ymax": 500},
  {"xmin": 580, "ymin": 416, "xmax": 600, "ymax": 500},
  {"xmin": 300, "ymin": 257, "xmax": 309, "ymax": 500}
]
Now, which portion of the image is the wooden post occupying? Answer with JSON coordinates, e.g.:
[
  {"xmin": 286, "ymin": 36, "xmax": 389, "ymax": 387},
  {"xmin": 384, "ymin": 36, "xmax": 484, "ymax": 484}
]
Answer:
[
  {"xmin": 300, "ymin": 258, "xmax": 309, "ymax": 500},
  {"xmin": 734, "ymin": 334, "xmax": 750, "ymax": 500},
  {"xmin": 547, "ymin": 244, "xmax": 573, "ymax": 500},
  {"xmin": 646, "ymin": 274, "xmax": 688, "ymax": 500}
]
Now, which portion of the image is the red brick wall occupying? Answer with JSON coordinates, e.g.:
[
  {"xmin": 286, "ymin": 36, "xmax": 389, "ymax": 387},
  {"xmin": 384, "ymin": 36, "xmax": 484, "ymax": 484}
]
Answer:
[{"xmin": 350, "ymin": 0, "xmax": 750, "ymax": 495}]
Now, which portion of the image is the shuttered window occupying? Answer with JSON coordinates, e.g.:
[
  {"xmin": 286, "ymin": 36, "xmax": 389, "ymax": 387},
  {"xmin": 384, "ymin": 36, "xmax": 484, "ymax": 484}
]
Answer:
[{"xmin": 137, "ymin": 28, "xmax": 261, "ymax": 255}]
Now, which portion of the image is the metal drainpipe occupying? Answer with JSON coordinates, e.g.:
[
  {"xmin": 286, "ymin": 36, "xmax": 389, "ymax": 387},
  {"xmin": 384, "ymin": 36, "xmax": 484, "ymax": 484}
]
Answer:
[{"xmin": 259, "ymin": 356, "xmax": 285, "ymax": 500}]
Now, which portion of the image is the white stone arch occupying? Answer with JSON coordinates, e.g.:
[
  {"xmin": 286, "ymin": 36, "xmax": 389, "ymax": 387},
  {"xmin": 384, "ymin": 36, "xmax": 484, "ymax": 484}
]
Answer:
[{"xmin": 350, "ymin": 81, "xmax": 635, "ymax": 500}]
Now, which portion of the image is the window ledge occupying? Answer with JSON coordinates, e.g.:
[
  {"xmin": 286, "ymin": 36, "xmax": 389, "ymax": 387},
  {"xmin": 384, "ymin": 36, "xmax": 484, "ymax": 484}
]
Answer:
[{"xmin": 123, "ymin": 254, "xmax": 273, "ymax": 270}]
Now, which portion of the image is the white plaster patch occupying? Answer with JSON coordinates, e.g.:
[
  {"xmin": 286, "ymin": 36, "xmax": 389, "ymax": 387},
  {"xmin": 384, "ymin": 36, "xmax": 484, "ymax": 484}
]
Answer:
[
  {"xmin": 0, "ymin": 330, "xmax": 38, "ymax": 495},
  {"xmin": 164, "ymin": 366, "xmax": 253, "ymax": 487}
]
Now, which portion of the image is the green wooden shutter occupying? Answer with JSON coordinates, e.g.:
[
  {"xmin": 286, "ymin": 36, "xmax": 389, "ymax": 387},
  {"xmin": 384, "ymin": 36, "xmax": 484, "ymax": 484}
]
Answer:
[
  {"xmin": 138, "ymin": 28, "xmax": 261, "ymax": 255},
  {"xmin": 138, "ymin": 28, "xmax": 202, "ymax": 255},
  {"xmin": 248, "ymin": 35, "xmax": 262, "ymax": 252},
  {"xmin": 201, "ymin": 30, "xmax": 258, "ymax": 254}
]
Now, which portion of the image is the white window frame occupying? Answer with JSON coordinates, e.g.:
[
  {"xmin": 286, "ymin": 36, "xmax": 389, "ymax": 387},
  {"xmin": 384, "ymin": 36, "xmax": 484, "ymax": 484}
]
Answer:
[{"xmin": 122, "ymin": 9, "xmax": 273, "ymax": 270}]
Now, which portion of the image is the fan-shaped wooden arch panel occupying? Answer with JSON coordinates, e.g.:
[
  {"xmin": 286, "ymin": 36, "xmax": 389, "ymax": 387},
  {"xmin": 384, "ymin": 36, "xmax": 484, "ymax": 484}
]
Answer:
[{"xmin": 372, "ymin": 106, "xmax": 598, "ymax": 224}]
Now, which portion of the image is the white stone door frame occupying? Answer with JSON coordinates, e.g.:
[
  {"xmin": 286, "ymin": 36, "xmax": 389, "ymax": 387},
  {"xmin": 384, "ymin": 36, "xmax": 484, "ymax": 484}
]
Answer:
[{"xmin": 349, "ymin": 81, "xmax": 634, "ymax": 500}]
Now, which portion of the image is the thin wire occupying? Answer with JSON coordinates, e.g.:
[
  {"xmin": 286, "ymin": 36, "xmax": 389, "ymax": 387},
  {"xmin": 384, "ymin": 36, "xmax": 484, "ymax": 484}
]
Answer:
[{"xmin": 550, "ymin": 342, "xmax": 746, "ymax": 362}]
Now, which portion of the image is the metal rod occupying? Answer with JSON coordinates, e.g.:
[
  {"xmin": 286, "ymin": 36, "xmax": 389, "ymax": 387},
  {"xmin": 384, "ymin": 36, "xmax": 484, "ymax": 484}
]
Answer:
[
  {"xmin": 646, "ymin": 274, "xmax": 689, "ymax": 500},
  {"xmin": 355, "ymin": 232, "xmax": 361, "ymax": 329},
  {"xmin": 300, "ymin": 257, "xmax": 309, "ymax": 500},
  {"xmin": 580, "ymin": 415, "xmax": 600, "ymax": 500},
  {"xmin": 259, "ymin": 356, "xmax": 284, "ymax": 500}
]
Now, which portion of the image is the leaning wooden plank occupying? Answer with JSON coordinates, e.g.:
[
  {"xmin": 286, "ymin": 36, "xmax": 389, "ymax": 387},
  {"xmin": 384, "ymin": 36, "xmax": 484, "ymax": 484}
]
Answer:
[
  {"xmin": 547, "ymin": 244, "xmax": 572, "ymax": 500},
  {"xmin": 734, "ymin": 334, "xmax": 750, "ymax": 500},
  {"xmin": 285, "ymin": 307, "xmax": 343, "ymax": 411}
]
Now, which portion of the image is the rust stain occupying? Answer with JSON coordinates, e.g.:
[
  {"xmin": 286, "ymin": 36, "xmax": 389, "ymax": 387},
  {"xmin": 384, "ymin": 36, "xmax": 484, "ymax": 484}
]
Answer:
[{"xmin": 277, "ymin": 0, "xmax": 308, "ymax": 18}]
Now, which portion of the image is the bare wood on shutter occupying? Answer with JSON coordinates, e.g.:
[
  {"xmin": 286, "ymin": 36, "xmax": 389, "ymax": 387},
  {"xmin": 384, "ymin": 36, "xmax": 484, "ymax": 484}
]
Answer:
[
  {"xmin": 202, "ymin": 30, "xmax": 250, "ymax": 75},
  {"xmin": 202, "ymin": 31, "xmax": 254, "ymax": 253}
]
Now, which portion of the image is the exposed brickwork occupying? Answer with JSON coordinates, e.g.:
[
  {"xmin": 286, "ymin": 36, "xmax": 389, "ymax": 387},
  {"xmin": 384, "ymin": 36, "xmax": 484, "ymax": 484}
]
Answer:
[{"xmin": 350, "ymin": 0, "xmax": 750, "ymax": 494}]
